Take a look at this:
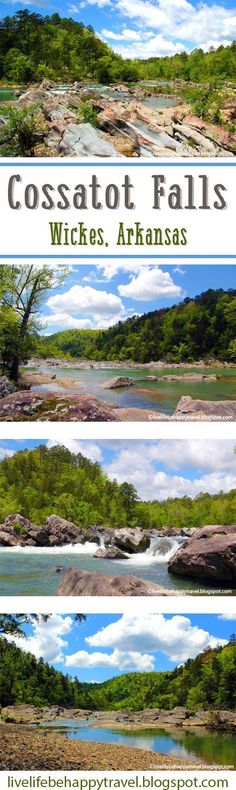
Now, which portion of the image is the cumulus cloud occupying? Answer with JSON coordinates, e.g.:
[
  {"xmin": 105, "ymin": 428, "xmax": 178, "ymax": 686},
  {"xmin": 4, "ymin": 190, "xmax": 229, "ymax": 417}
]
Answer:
[
  {"xmin": 44, "ymin": 284, "xmax": 125, "ymax": 331},
  {"xmin": 118, "ymin": 267, "xmax": 183, "ymax": 301},
  {"xmin": 46, "ymin": 439, "xmax": 103, "ymax": 463},
  {"xmin": 97, "ymin": 0, "xmax": 236, "ymax": 56},
  {"xmin": 103, "ymin": 440, "xmax": 236, "ymax": 501},
  {"xmin": 65, "ymin": 648, "xmax": 154, "ymax": 671},
  {"xmin": 6, "ymin": 615, "xmax": 73, "ymax": 664},
  {"xmin": 218, "ymin": 614, "xmax": 236, "ymax": 621},
  {"xmin": 86, "ymin": 613, "xmax": 226, "ymax": 663}
]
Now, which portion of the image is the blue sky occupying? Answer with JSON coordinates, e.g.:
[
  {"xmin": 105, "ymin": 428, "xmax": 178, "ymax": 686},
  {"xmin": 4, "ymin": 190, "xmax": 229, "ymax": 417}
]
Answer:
[
  {"xmin": 24, "ymin": 263, "xmax": 236, "ymax": 334},
  {"xmin": 1, "ymin": 437, "xmax": 236, "ymax": 501},
  {"xmin": 1, "ymin": 0, "xmax": 236, "ymax": 58},
  {"xmin": 5, "ymin": 612, "xmax": 236, "ymax": 682}
]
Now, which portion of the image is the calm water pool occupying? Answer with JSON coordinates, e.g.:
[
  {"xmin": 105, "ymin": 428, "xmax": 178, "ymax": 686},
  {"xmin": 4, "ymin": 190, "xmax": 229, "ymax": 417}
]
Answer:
[
  {"xmin": 39, "ymin": 720, "xmax": 236, "ymax": 768},
  {"xmin": 29, "ymin": 365, "xmax": 236, "ymax": 416}
]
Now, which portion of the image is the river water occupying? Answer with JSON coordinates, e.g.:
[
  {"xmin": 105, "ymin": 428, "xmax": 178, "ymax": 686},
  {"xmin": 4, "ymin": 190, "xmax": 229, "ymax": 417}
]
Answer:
[
  {"xmin": 29, "ymin": 364, "xmax": 236, "ymax": 416},
  {"xmin": 38, "ymin": 720, "xmax": 236, "ymax": 768},
  {"xmin": 0, "ymin": 535, "xmax": 228, "ymax": 596}
]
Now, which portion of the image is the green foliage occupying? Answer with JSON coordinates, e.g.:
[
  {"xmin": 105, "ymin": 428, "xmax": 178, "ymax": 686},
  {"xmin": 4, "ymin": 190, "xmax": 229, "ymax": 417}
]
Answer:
[
  {"xmin": 38, "ymin": 289, "xmax": 236, "ymax": 364},
  {"xmin": 0, "ymin": 639, "xmax": 235, "ymax": 712},
  {"xmin": 0, "ymin": 11, "xmax": 138, "ymax": 84},
  {"xmin": 0, "ymin": 104, "xmax": 42, "ymax": 156},
  {"xmin": 13, "ymin": 523, "xmax": 26, "ymax": 535},
  {"xmin": 0, "ymin": 265, "xmax": 69, "ymax": 382},
  {"xmin": 0, "ymin": 444, "xmax": 235, "ymax": 531},
  {"xmin": 83, "ymin": 643, "xmax": 236, "ymax": 712},
  {"xmin": 80, "ymin": 102, "xmax": 98, "ymax": 126},
  {"xmin": 0, "ymin": 12, "xmax": 235, "ymax": 88}
]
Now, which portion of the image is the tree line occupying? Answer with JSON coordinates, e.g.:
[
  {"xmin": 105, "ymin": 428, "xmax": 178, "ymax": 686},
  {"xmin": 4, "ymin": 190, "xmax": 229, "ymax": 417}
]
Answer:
[
  {"xmin": 0, "ymin": 443, "xmax": 235, "ymax": 530},
  {"xmin": 0, "ymin": 12, "xmax": 235, "ymax": 85},
  {"xmin": 0, "ymin": 268, "xmax": 235, "ymax": 377},
  {"xmin": 0, "ymin": 11, "xmax": 137, "ymax": 84},
  {"xmin": 0, "ymin": 635, "xmax": 235, "ymax": 712},
  {"xmin": 39, "ymin": 289, "xmax": 236, "ymax": 364}
]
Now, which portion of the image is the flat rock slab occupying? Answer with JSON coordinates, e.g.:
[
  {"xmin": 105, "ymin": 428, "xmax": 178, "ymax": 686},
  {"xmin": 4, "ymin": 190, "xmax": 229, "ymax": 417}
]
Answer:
[
  {"xmin": 0, "ymin": 391, "xmax": 119, "ymax": 422},
  {"xmin": 174, "ymin": 396, "xmax": 236, "ymax": 420},
  {"xmin": 57, "ymin": 568, "xmax": 179, "ymax": 596}
]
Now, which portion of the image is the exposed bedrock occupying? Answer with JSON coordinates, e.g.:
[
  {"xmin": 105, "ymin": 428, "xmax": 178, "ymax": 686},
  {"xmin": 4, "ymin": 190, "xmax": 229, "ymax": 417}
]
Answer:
[
  {"xmin": 57, "ymin": 569, "xmax": 178, "ymax": 596},
  {"xmin": 168, "ymin": 524, "xmax": 236, "ymax": 584}
]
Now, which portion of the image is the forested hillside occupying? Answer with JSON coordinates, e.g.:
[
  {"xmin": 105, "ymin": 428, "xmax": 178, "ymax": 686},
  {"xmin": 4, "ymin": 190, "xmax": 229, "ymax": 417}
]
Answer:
[
  {"xmin": 0, "ymin": 11, "xmax": 137, "ymax": 83},
  {"xmin": 0, "ymin": 638, "xmax": 235, "ymax": 711},
  {"xmin": 0, "ymin": 12, "xmax": 235, "ymax": 84},
  {"xmin": 39, "ymin": 289, "xmax": 236, "ymax": 363},
  {"xmin": 0, "ymin": 444, "xmax": 235, "ymax": 529}
]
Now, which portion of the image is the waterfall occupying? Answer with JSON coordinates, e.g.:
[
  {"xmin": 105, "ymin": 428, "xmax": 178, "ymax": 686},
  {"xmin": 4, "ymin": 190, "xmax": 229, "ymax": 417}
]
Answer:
[{"xmin": 122, "ymin": 536, "xmax": 187, "ymax": 565}]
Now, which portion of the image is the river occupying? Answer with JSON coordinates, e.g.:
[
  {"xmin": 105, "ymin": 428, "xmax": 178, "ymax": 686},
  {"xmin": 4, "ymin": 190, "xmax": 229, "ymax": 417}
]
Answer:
[
  {"xmin": 28, "ymin": 364, "xmax": 236, "ymax": 416},
  {"xmin": 0, "ymin": 535, "xmax": 230, "ymax": 596},
  {"xmin": 38, "ymin": 720, "xmax": 236, "ymax": 768}
]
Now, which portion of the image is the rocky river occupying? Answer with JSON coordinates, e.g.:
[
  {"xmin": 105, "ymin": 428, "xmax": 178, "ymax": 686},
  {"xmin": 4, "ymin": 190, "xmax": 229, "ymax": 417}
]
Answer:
[{"xmin": 1, "ymin": 79, "xmax": 236, "ymax": 157}]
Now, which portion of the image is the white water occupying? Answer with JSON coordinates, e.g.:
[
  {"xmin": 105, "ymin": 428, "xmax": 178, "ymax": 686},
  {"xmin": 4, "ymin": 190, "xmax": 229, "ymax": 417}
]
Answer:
[
  {"xmin": 0, "ymin": 536, "xmax": 187, "ymax": 561},
  {"xmin": 120, "ymin": 536, "xmax": 187, "ymax": 565},
  {"xmin": 0, "ymin": 541, "xmax": 99, "ymax": 555}
]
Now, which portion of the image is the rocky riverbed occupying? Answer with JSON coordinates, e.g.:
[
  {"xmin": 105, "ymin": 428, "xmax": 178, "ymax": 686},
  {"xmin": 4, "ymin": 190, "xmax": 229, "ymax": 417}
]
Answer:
[
  {"xmin": 0, "ymin": 724, "xmax": 191, "ymax": 770},
  {"xmin": 0, "ymin": 515, "xmax": 235, "ymax": 591},
  {"xmin": 1, "ymin": 79, "xmax": 235, "ymax": 157}
]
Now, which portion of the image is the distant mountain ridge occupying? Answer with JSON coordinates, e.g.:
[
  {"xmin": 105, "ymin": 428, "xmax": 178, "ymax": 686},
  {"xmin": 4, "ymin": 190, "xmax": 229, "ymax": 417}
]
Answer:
[
  {"xmin": 0, "ymin": 638, "xmax": 235, "ymax": 711},
  {"xmin": 39, "ymin": 289, "xmax": 236, "ymax": 363}
]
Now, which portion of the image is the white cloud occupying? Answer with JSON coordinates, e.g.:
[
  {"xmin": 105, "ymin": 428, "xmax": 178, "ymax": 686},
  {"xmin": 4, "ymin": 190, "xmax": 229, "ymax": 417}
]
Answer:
[
  {"xmin": 45, "ymin": 284, "xmax": 125, "ymax": 331},
  {"xmin": 101, "ymin": 27, "xmax": 142, "ymax": 41},
  {"xmin": 118, "ymin": 267, "xmax": 183, "ymax": 301},
  {"xmin": 147, "ymin": 439, "xmax": 236, "ymax": 473},
  {"xmin": 0, "ymin": 447, "xmax": 15, "ymax": 460},
  {"xmin": 6, "ymin": 615, "xmax": 73, "ymax": 664},
  {"xmin": 104, "ymin": 440, "xmax": 236, "ymax": 501},
  {"xmin": 46, "ymin": 439, "xmax": 103, "ymax": 463},
  {"xmin": 68, "ymin": 4, "xmax": 80, "ymax": 12},
  {"xmin": 86, "ymin": 613, "xmax": 226, "ymax": 663},
  {"xmin": 218, "ymin": 614, "xmax": 236, "ymax": 621},
  {"xmin": 65, "ymin": 647, "xmax": 154, "ymax": 671},
  {"xmin": 90, "ymin": 0, "xmax": 236, "ymax": 57}
]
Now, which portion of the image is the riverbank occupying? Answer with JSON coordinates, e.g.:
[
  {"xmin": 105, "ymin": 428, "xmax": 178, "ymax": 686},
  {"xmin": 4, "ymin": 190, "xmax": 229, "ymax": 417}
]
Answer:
[
  {"xmin": 2, "ymin": 704, "xmax": 236, "ymax": 730},
  {"xmin": 1, "ymin": 79, "xmax": 235, "ymax": 157},
  {"xmin": 0, "ymin": 724, "xmax": 192, "ymax": 770}
]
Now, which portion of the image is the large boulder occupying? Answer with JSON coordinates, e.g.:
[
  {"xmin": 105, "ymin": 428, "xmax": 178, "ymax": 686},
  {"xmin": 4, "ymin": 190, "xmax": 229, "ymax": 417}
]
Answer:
[
  {"xmin": 60, "ymin": 123, "xmax": 118, "ymax": 157},
  {"xmin": 114, "ymin": 528, "xmax": 150, "ymax": 553},
  {"xmin": 174, "ymin": 396, "xmax": 236, "ymax": 420},
  {"xmin": 57, "ymin": 569, "xmax": 177, "ymax": 596},
  {"xmin": 0, "ymin": 531, "xmax": 18, "ymax": 547},
  {"xmin": 45, "ymin": 515, "xmax": 84, "ymax": 543},
  {"xmin": 103, "ymin": 376, "xmax": 134, "ymax": 389},
  {"xmin": 168, "ymin": 524, "xmax": 236, "ymax": 584}
]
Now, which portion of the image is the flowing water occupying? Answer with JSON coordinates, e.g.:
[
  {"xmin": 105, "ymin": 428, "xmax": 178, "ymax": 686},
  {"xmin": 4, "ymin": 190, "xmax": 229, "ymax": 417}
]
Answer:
[
  {"xmin": 38, "ymin": 720, "xmax": 236, "ymax": 768},
  {"xmin": 0, "ymin": 535, "xmax": 228, "ymax": 596},
  {"xmin": 28, "ymin": 364, "xmax": 236, "ymax": 416}
]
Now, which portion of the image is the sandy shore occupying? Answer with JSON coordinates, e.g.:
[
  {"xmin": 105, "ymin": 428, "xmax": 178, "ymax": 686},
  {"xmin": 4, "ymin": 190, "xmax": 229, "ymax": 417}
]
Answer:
[{"xmin": 0, "ymin": 725, "xmax": 197, "ymax": 770}]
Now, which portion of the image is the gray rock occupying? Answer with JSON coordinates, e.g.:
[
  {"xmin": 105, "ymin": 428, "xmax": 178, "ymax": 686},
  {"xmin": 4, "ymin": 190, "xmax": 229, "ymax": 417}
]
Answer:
[
  {"xmin": 114, "ymin": 528, "xmax": 150, "ymax": 553},
  {"xmin": 103, "ymin": 376, "xmax": 134, "ymax": 389},
  {"xmin": 57, "ymin": 568, "xmax": 178, "ymax": 596},
  {"xmin": 0, "ymin": 376, "xmax": 15, "ymax": 399},
  {"xmin": 94, "ymin": 547, "xmax": 128, "ymax": 560},
  {"xmin": 168, "ymin": 523, "xmax": 236, "ymax": 584},
  {"xmin": 61, "ymin": 123, "xmax": 118, "ymax": 157},
  {"xmin": 174, "ymin": 396, "xmax": 236, "ymax": 420}
]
